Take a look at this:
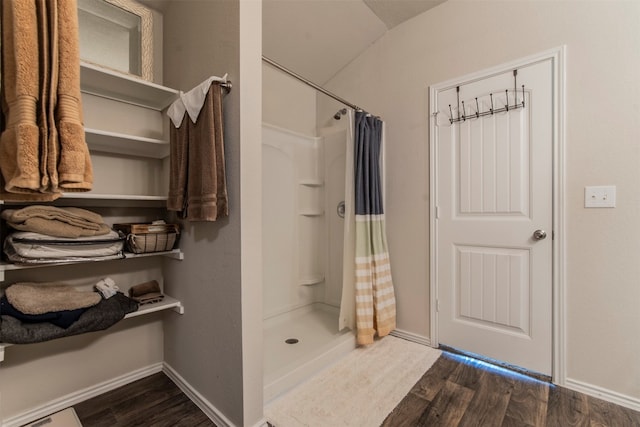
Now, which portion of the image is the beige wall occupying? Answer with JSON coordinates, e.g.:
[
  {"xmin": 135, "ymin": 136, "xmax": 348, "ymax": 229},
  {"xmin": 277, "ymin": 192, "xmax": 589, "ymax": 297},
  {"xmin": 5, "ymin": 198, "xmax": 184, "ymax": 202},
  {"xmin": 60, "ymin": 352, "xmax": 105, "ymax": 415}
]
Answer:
[
  {"xmin": 161, "ymin": 0, "xmax": 263, "ymax": 426},
  {"xmin": 322, "ymin": 0, "xmax": 640, "ymax": 402}
]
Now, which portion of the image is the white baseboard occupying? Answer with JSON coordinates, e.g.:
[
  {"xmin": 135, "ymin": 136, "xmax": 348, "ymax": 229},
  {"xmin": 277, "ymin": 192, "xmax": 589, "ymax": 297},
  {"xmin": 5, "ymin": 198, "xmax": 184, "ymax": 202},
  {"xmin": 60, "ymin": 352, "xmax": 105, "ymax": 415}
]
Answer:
[
  {"xmin": 162, "ymin": 362, "xmax": 239, "ymax": 427},
  {"xmin": 1, "ymin": 363, "xmax": 163, "ymax": 427},
  {"xmin": 564, "ymin": 377, "xmax": 640, "ymax": 412},
  {"xmin": 390, "ymin": 329, "xmax": 432, "ymax": 347}
]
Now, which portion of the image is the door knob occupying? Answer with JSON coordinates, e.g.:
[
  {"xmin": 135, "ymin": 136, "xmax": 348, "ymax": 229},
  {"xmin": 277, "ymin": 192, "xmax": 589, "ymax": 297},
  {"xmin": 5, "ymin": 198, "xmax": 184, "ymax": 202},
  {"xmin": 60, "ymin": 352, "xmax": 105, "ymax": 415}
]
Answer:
[{"xmin": 533, "ymin": 229, "xmax": 547, "ymax": 240}]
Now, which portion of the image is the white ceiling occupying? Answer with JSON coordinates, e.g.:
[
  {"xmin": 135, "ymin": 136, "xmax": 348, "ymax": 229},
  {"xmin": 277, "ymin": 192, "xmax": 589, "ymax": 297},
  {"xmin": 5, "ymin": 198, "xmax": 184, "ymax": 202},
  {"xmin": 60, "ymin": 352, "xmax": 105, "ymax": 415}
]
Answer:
[{"xmin": 263, "ymin": 0, "xmax": 445, "ymax": 84}]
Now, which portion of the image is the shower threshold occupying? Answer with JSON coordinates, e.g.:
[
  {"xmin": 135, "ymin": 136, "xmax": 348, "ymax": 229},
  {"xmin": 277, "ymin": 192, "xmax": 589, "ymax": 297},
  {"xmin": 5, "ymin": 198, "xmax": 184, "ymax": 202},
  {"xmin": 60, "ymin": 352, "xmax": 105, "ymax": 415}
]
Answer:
[{"xmin": 263, "ymin": 303, "xmax": 356, "ymax": 404}]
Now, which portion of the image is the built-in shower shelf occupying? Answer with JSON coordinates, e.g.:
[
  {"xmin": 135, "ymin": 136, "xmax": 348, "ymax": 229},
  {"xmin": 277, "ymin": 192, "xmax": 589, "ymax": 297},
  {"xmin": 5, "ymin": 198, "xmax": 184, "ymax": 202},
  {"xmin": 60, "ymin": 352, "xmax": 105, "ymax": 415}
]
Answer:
[
  {"xmin": 299, "ymin": 180, "xmax": 324, "ymax": 187},
  {"xmin": 299, "ymin": 275, "xmax": 325, "ymax": 286},
  {"xmin": 299, "ymin": 210, "xmax": 324, "ymax": 217}
]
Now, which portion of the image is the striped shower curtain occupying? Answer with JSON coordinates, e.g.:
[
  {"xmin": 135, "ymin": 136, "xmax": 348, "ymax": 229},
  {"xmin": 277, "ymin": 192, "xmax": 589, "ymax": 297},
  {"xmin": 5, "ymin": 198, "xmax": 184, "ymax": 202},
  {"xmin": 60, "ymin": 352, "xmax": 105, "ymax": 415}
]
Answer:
[{"xmin": 353, "ymin": 111, "xmax": 396, "ymax": 345}]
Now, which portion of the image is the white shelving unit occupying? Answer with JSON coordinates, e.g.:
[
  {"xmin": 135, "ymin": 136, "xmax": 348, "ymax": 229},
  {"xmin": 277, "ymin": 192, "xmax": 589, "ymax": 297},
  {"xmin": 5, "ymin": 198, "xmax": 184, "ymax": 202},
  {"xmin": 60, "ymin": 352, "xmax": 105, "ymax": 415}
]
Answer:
[
  {"xmin": 0, "ymin": 62, "xmax": 184, "ymax": 366},
  {"xmin": 85, "ymin": 128, "xmax": 169, "ymax": 159},
  {"xmin": 1, "ymin": 194, "xmax": 169, "ymax": 208},
  {"xmin": 0, "ymin": 296, "xmax": 184, "ymax": 363},
  {"xmin": 0, "ymin": 249, "xmax": 184, "ymax": 282},
  {"xmin": 80, "ymin": 61, "xmax": 178, "ymax": 110}
]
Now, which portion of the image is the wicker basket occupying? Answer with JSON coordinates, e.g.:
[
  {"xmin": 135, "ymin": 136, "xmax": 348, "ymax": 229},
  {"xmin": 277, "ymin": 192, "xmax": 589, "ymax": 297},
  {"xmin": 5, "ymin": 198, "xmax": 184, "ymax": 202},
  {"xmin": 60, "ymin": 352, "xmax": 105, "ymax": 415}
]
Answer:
[{"xmin": 113, "ymin": 223, "xmax": 179, "ymax": 254}]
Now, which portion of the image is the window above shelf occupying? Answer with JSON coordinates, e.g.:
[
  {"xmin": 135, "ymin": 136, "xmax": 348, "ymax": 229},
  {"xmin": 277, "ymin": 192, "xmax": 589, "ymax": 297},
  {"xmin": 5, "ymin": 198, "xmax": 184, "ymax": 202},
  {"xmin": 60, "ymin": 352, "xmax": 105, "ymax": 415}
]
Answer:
[{"xmin": 80, "ymin": 61, "xmax": 178, "ymax": 110}]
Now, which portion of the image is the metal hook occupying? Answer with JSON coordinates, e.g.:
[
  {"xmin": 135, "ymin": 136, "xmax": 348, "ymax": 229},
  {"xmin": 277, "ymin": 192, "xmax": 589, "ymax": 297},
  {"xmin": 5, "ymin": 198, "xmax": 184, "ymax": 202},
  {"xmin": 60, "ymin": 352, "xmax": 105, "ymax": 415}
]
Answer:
[
  {"xmin": 505, "ymin": 90, "xmax": 509, "ymax": 112},
  {"xmin": 521, "ymin": 85, "xmax": 525, "ymax": 107},
  {"xmin": 449, "ymin": 104, "xmax": 454, "ymax": 124},
  {"xmin": 490, "ymin": 93, "xmax": 494, "ymax": 114},
  {"xmin": 461, "ymin": 101, "xmax": 466, "ymax": 121},
  {"xmin": 456, "ymin": 86, "xmax": 461, "ymax": 122},
  {"xmin": 475, "ymin": 98, "xmax": 480, "ymax": 118}
]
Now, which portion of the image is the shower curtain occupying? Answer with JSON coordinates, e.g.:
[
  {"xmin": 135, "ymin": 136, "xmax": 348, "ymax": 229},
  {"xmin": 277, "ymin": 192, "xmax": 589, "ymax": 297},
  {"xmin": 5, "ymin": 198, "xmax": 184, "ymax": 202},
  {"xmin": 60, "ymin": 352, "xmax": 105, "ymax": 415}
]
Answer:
[{"xmin": 339, "ymin": 111, "xmax": 396, "ymax": 345}]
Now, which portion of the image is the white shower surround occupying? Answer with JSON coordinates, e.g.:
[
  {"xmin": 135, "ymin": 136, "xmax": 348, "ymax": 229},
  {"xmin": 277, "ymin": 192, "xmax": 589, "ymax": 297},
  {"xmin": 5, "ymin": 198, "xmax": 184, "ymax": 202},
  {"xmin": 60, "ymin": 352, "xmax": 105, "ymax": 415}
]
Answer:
[{"xmin": 262, "ymin": 123, "xmax": 356, "ymax": 403}]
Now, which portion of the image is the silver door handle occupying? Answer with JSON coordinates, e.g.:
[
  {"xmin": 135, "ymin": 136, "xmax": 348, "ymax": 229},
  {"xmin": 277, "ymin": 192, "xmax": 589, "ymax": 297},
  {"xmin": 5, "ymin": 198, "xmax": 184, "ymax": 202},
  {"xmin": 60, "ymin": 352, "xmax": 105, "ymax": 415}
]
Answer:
[{"xmin": 533, "ymin": 229, "xmax": 547, "ymax": 240}]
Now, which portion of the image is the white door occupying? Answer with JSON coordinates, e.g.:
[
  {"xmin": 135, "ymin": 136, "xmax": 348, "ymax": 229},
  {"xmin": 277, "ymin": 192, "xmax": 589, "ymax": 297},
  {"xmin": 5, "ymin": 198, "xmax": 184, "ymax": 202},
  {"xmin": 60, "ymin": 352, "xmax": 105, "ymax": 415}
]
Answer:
[{"xmin": 434, "ymin": 59, "xmax": 553, "ymax": 375}]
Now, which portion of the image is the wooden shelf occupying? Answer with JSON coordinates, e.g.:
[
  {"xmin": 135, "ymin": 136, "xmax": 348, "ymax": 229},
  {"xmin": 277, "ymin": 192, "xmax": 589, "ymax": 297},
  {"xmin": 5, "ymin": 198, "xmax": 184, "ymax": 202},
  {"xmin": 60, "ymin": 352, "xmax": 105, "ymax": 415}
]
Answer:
[
  {"xmin": 85, "ymin": 128, "xmax": 169, "ymax": 159},
  {"xmin": 0, "ymin": 295, "xmax": 184, "ymax": 363},
  {"xmin": 80, "ymin": 61, "xmax": 178, "ymax": 110},
  {"xmin": 0, "ymin": 250, "xmax": 183, "ymax": 282}
]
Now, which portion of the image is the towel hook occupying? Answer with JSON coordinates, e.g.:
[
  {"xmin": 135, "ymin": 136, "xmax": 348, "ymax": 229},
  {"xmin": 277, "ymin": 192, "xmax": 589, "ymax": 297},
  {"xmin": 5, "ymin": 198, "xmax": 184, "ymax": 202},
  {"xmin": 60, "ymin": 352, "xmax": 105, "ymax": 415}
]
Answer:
[{"xmin": 456, "ymin": 86, "xmax": 461, "ymax": 122}]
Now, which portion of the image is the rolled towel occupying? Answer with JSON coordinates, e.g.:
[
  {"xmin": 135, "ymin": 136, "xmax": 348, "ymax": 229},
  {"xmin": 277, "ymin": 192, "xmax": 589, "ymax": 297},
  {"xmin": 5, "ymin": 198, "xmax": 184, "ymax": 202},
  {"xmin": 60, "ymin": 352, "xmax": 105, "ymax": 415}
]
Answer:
[
  {"xmin": 128, "ymin": 280, "xmax": 164, "ymax": 305},
  {"xmin": 95, "ymin": 277, "xmax": 119, "ymax": 299},
  {"xmin": 5, "ymin": 283, "xmax": 101, "ymax": 315}
]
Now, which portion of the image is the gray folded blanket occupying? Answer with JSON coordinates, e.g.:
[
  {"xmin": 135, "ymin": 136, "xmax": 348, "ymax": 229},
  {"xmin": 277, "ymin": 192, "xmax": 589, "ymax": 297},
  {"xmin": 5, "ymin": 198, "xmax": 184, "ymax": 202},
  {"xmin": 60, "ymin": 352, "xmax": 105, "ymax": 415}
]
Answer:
[
  {"xmin": 5, "ymin": 283, "xmax": 102, "ymax": 314},
  {"xmin": 1, "ymin": 205, "xmax": 111, "ymax": 238},
  {"xmin": 0, "ymin": 292, "xmax": 139, "ymax": 344}
]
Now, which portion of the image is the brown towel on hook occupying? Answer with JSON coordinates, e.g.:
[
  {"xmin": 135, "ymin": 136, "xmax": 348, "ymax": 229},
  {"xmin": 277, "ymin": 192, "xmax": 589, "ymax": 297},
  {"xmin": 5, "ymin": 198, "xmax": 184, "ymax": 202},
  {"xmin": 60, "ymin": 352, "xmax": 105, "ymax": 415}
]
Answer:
[
  {"xmin": 168, "ymin": 83, "xmax": 228, "ymax": 221},
  {"xmin": 0, "ymin": 0, "xmax": 92, "ymax": 201}
]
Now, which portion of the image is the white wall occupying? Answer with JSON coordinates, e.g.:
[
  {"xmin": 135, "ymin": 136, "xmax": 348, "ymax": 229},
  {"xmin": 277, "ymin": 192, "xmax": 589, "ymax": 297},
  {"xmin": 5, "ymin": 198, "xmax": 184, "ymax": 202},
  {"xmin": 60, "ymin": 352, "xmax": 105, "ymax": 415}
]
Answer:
[
  {"xmin": 322, "ymin": 0, "xmax": 640, "ymax": 404},
  {"xmin": 262, "ymin": 126, "xmax": 327, "ymax": 318},
  {"xmin": 263, "ymin": 64, "xmax": 317, "ymax": 135}
]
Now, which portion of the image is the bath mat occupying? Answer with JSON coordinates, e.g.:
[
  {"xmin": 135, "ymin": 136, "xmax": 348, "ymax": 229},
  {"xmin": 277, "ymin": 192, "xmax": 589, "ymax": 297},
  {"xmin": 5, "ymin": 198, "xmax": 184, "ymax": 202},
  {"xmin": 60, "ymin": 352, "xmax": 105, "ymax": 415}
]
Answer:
[
  {"xmin": 23, "ymin": 408, "xmax": 83, "ymax": 427},
  {"xmin": 264, "ymin": 335, "xmax": 441, "ymax": 427}
]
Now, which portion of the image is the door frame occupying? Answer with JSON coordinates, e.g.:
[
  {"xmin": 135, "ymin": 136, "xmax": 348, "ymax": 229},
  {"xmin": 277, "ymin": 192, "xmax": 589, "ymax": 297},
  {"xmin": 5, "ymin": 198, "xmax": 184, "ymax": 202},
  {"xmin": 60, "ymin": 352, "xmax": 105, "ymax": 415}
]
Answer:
[{"xmin": 428, "ymin": 46, "xmax": 566, "ymax": 384}]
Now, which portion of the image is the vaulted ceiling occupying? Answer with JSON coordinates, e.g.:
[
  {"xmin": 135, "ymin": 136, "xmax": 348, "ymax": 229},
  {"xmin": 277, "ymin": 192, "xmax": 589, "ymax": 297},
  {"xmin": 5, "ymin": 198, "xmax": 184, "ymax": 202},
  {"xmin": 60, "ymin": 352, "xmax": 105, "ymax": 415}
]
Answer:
[{"xmin": 262, "ymin": 0, "xmax": 446, "ymax": 84}]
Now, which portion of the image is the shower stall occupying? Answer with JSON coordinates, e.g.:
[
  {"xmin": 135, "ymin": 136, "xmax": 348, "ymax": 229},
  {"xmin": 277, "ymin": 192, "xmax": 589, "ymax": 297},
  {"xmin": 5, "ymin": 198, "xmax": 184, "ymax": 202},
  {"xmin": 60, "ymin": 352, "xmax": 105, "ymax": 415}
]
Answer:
[{"xmin": 262, "ymin": 120, "xmax": 356, "ymax": 403}]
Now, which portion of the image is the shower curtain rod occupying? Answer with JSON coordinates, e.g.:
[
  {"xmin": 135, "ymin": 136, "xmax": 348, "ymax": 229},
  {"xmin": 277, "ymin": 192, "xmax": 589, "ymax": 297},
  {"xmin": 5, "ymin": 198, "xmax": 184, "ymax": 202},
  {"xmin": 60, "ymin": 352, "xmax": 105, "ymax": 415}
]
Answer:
[{"xmin": 262, "ymin": 56, "xmax": 360, "ymax": 111}]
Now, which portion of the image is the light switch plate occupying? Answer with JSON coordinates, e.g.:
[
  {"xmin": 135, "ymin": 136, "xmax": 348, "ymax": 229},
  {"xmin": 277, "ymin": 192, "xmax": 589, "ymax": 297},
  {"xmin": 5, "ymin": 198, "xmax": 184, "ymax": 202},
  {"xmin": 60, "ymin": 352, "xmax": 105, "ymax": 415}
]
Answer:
[{"xmin": 584, "ymin": 185, "xmax": 616, "ymax": 208}]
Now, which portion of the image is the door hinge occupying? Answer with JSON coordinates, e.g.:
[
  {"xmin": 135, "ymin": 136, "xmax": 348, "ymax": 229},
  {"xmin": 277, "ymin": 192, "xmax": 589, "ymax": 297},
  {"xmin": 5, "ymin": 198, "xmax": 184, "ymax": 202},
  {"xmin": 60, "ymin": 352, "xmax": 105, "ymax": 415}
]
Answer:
[
  {"xmin": 436, "ymin": 299, "xmax": 440, "ymax": 312},
  {"xmin": 435, "ymin": 206, "xmax": 439, "ymax": 219}
]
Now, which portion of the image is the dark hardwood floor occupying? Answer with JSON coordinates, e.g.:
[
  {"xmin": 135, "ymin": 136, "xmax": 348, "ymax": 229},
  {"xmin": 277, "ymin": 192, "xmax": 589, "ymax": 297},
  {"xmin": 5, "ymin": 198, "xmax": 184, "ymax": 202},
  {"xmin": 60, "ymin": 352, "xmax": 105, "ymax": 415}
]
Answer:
[
  {"xmin": 382, "ymin": 352, "xmax": 640, "ymax": 427},
  {"xmin": 72, "ymin": 353, "xmax": 640, "ymax": 427},
  {"xmin": 73, "ymin": 373, "xmax": 215, "ymax": 427}
]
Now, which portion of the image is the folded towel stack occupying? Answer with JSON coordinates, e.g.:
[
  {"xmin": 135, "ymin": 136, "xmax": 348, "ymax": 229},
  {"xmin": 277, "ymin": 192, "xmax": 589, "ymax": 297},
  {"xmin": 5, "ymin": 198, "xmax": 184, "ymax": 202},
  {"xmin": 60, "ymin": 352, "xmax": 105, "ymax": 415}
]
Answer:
[
  {"xmin": 129, "ymin": 280, "xmax": 164, "ymax": 305},
  {"xmin": 0, "ymin": 287, "xmax": 139, "ymax": 344},
  {"xmin": 1, "ymin": 206, "xmax": 124, "ymax": 265},
  {"xmin": 1, "ymin": 283, "xmax": 102, "ymax": 329},
  {"xmin": 1, "ymin": 205, "xmax": 111, "ymax": 238}
]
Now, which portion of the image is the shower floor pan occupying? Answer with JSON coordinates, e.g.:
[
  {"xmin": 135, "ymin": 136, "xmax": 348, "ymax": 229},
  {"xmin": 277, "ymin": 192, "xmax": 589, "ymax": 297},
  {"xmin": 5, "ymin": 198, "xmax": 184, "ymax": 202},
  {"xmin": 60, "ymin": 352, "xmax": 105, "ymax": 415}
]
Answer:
[{"xmin": 263, "ymin": 303, "xmax": 356, "ymax": 403}]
